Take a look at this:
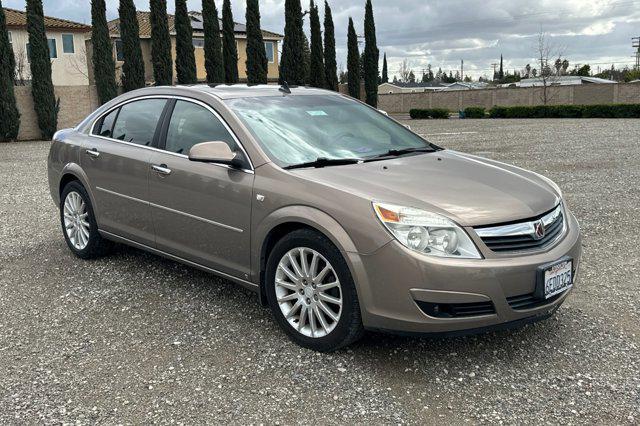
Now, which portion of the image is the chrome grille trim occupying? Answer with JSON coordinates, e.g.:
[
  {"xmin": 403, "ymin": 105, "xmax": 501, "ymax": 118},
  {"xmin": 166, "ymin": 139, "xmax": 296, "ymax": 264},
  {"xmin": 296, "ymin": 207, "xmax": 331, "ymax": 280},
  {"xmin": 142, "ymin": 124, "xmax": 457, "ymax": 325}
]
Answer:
[{"xmin": 475, "ymin": 204, "xmax": 566, "ymax": 253}]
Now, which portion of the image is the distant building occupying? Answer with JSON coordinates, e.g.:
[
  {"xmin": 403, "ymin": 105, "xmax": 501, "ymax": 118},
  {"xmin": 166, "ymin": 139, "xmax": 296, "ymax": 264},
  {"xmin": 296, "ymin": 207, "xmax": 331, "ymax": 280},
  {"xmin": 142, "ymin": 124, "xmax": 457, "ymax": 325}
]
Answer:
[
  {"xmin": 440, "ymin": 82, "xmax": 489, "ymax": 91},
  {"xmin": 379, "ymin": 81, "xmax": 489, "ymax": 94},
  {"xmin": 3, "ymin": 7, "xmax": 91, "ymax": 86},
  {"xmin": 378, "ymin": 82, "xmax": 446, "ymax": 94},
  {"xmin": 499, "ymin": 76, "xmax": 615, "ymax": 88},
  {"xmin": 92, "ymin": 11, "xmax": 283, "ymax": 85}
]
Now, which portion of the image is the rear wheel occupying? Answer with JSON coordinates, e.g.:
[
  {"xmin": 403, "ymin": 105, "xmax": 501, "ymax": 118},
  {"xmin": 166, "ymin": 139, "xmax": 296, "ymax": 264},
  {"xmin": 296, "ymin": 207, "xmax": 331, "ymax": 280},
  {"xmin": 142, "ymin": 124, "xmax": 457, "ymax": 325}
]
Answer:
[
  {"xmin": 265, "ymin": 229, "xmax": 364, "ymax": 351},
  {"xmin": 60, "ymin": 181, "xmax": 112, "ymax": 259}
]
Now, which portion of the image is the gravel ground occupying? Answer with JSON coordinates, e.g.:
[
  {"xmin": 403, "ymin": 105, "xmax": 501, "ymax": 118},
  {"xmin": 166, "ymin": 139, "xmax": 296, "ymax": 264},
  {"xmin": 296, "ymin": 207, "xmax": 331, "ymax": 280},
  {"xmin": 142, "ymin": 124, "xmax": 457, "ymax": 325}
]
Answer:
[{"xmin": 0, "ymin": 118, "xmax": 638, "ymax": 425}]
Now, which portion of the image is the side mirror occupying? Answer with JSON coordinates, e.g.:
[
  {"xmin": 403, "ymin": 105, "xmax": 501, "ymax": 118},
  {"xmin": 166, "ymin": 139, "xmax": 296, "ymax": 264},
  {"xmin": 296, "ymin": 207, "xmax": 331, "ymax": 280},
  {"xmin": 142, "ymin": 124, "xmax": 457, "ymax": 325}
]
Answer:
[{"xmin": 189, "ymin": 141, "xmax": 241, "ymax": 167}]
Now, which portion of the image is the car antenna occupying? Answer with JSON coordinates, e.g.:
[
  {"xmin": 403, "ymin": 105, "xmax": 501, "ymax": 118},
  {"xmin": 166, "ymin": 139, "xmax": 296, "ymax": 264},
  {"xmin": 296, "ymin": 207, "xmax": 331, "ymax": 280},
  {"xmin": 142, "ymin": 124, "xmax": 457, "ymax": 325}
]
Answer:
[{"xmin": 279, "ymin": 81, "xmax": 291, "ymax": 94}]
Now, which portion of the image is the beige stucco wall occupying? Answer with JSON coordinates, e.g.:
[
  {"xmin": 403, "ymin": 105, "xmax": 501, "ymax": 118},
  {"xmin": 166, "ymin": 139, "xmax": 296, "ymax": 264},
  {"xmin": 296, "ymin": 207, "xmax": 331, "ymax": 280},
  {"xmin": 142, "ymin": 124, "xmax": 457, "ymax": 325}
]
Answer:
[
  {"xmin": 9, "ymin": 28, "xmax": 89, "ymax": 86},
  {"xmin": 378, "ymin": 83, "xmax": 640, "ymax": 113},
  {"xmin": 14, "ymin": 85, "xmax": 100, "ymax": 141}
]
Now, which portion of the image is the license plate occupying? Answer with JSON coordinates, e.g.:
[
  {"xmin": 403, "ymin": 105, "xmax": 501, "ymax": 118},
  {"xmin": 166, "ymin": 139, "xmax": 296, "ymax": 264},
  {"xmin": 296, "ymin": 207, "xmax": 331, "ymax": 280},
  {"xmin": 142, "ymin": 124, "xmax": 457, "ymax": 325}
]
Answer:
[{"xmin": 541, "ymin": 259, "xmax": 573, "ymax": 299}]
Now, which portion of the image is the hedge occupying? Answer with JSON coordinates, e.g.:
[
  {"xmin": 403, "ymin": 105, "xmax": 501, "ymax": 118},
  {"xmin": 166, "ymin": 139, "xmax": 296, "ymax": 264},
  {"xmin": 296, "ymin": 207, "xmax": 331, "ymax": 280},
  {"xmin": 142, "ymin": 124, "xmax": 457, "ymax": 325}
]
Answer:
[
  {"xmin": 463, "ymin": 107, "xmax": 486, "ymax": 118},
  {"xmin": 488, "ymin": 104, "xmax": 640, "ymax": 119},
  {"xmin": 409, "ymin": 108, "xmax": 450, "ymax": 119}
]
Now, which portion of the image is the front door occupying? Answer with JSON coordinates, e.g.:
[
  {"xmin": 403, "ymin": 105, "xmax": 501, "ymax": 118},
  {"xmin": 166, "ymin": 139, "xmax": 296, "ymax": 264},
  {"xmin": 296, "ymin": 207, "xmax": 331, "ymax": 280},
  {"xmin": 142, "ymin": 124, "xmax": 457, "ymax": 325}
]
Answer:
[
  {"xmin": 148, "ymin": 99, "xmax": 254, "ymax": 279},
  {"xmin": 83, "ymin": 98, "xmax": 168, "ymax": 246}
]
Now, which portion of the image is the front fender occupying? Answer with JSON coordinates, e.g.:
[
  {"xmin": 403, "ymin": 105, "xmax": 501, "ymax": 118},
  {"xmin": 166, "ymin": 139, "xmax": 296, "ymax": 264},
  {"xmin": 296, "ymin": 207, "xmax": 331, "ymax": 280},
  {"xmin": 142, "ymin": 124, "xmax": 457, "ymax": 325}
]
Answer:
[{"xmin": 252, "ymin": 205, "xmax": 359, "ymax": 271}]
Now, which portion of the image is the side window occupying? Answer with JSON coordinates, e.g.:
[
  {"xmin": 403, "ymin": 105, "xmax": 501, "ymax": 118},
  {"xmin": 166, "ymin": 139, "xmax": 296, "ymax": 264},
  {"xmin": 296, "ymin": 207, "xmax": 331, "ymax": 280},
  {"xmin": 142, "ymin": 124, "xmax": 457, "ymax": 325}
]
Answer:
[
  {"xmin": 93, "ymin": 108, "xmax": 119, "ymax": 138},
  {"xmin": 112, "ymin": 99, "xmax": 166, "ymax": 146},
  {"xmin": 165, "ymin": 101, "xmax": 238, "ymax": 155}
]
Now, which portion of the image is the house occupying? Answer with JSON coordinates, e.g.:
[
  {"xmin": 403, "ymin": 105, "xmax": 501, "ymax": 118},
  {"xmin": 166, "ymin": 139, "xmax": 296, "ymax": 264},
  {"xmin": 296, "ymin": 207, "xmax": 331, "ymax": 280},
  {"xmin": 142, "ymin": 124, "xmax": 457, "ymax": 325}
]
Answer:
[
  {"xmin": 98, "ymin": 11, "xmax": 283, "ymax": 85},
  {"xmin": 3, "ymin": 7, "xmax": 91, "ymax": 86},
  {"xmin": 440, "ymin": 82, "xmax": 489, "ymax": 91},
  {"xmin": 499, "ymin": 76, "xmax": 615, "ymax": 88},
  {"xmin": 378, "ymin": 82, "xmax": 446, "ymax": 94}
]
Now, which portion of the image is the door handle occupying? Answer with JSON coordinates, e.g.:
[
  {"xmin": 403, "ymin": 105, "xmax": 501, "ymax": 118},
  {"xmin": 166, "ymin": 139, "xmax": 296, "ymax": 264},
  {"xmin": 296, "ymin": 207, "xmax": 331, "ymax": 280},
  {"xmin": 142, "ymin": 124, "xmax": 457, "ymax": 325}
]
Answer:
[
  {"xmin": 152, "ymin": 164, "xmax": 172, "ymax": 176},
  {"xmin": 85, "ymin": 148, "xmax": 100, "ymax": 159}
]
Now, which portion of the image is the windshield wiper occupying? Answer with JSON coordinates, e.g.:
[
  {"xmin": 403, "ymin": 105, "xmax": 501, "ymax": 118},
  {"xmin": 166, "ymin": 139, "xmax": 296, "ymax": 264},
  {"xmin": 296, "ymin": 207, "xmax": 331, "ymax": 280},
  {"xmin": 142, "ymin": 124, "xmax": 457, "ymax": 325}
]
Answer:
[
  {"xmin": 283, "ymin": 157, "xmax": 362, "ymax": 170},
  {"xmin": 363, "ymin": 146, "xmax": 438, "ymax": 162}
]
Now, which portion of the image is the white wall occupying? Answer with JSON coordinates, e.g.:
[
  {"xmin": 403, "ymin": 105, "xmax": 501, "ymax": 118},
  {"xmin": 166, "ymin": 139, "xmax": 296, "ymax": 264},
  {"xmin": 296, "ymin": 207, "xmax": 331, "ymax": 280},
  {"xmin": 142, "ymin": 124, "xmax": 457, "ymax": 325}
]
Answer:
[{"xmin": 9, "ymin": 28, "xmax": 89, "ymax": 86}]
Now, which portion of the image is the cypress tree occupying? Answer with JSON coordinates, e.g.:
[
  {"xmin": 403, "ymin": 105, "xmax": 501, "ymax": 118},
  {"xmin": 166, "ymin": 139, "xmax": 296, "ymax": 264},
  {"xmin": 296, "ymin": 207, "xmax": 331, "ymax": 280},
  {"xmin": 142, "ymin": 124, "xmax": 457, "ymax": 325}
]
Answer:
[
  {"xmin": 323, "ymin": 1, "xmax": 338, "ymax": 91},
  {"xmin": 174, "ymin": 0, "xmax": 197, "ymax": 84},
  {"xmin": 0, "ymin": 2, "xmax": 20, "ymax": 141},
  {"xmin": 346, "ymin": 17, "xmax": 360, "ymax": 99},
  {"xmin": 150, "ymin": 0, "xmax": 173, "ymax": 85},
  {"xmin": 302, "ymin": 32, "xmax": 310, "ymax": 84},
  {"xmin": 202, "ymin": 0, "xmax": 224, "ymax": 83},
  {"xmin": 308, "ymin": 0, "xmax": 324, "ymax": 88},
  {"xmin": 26, "ymin": 0, "xmax": 57, "ymax": 139},
  {"xmin": 91, "ymin": 0, "xmax": 117, "ymax": 104},
  {"xmin": 279, "ymin": 0, "xmax": 305, "ymax": 85},
  {"xmin": 363, "ymin": 0, "xmax": 379, "ymax": 107},
  {"xmin": 498, "ymin": 54, "xmax": 504, "ymax": 81},
  {"xmin": 245, "ymin": 0, "xmax": 268, "ymax": 84},
  {"xmin": 119, "ymin": 0, "xmax": 145, "ymax": 91},
  {"xmin": 222, "ymin": 0, "xmax": 238, "ymax": 83},
  {"xmin": 381, "ymin": 52, "xmax": 388, "ymax": 83}
]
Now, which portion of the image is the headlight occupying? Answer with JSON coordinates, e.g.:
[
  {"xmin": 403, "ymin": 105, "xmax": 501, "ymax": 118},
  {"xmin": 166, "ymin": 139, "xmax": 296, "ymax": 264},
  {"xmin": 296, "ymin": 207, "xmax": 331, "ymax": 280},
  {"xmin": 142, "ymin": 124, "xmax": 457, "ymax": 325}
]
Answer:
[{"xmin": 373, "ymin": 203, "xmax": 482, "ymax": 259}]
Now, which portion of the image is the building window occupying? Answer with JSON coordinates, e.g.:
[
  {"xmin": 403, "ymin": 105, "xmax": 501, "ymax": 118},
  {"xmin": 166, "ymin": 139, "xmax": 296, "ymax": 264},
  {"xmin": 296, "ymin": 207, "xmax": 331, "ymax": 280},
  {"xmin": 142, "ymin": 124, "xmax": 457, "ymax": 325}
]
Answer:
[
  {"xmin": 193, "ymin": 38, "xmax": 204, "ymax": 48},
  {"xmin": 7, "ymin": 31, "xmax": 11, "ymax": 45},
  {"xmin": 62, "ymin": 34, "xmax": 75, "ymax": 53},
  {"xmin": 48, "ymin": 38, "xmax": 57, "ymax": 58},
  {"xmin": 264, "ymin": 41, "xmax": 274, "ymax": 63},
  {"xmin": 115, "ymin": 39, "xmax": 124, "ymax": 61},
  {"xmin": 26, "ymin": 41, "xmax": 58, "ymax": 62}
]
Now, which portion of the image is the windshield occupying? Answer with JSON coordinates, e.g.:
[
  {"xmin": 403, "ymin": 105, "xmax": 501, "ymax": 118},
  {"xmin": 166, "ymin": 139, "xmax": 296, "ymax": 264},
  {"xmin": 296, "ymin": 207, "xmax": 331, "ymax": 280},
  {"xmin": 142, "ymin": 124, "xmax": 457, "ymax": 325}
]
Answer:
[{"xmin": 225, "ymin": 95, "xmax": 437, "ymax": 168}]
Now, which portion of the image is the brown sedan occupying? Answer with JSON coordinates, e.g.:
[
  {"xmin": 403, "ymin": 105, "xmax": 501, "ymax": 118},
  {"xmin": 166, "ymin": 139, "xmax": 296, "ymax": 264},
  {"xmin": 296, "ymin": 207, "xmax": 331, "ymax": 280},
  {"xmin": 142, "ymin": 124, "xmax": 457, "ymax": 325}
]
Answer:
[{"xmin": 48, "ymin": 85, "xmax": 581, "ymax": 351}]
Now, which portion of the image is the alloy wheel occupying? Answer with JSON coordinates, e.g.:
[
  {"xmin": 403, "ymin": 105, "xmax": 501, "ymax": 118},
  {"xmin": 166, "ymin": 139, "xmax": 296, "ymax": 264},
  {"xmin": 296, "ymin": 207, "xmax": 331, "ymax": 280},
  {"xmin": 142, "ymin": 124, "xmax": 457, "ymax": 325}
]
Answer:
[
  {"xmin": 275, "ymin": 247, "xmax": 343, "ymax": 338},
  {"xmin": 63, "ymin": 191, "xmax": 90, "ymax": 250}
]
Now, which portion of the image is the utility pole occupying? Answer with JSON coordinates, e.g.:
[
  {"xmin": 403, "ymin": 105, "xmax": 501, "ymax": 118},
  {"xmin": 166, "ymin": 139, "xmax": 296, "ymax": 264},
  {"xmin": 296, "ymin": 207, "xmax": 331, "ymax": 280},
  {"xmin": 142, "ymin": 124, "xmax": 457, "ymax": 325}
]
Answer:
[
  {"xmin": 491, "ymin": 63, "xmax": 498, "ymax": 80},
  {"xmin": 633, "ymin": 37, "xmax": 640, "ymax": 70},
  {"xmin": 461, "ymin": 59, "xmax": 464, "ymax": 80}
]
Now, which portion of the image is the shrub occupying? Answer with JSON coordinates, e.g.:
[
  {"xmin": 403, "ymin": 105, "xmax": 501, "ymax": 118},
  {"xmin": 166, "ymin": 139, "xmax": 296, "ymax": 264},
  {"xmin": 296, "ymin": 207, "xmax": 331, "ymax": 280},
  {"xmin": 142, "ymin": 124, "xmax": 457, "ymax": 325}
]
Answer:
[
  {"xmin": 487, "ymin": 104, "xmax": 640, "ymax": 119},
  {"xmin": 410, "ymin": 108, "xmax": 450, "ymax": 119},
  {"xmin": 464, "ymin": 107, "xmax": 486, "ymax": 118}
]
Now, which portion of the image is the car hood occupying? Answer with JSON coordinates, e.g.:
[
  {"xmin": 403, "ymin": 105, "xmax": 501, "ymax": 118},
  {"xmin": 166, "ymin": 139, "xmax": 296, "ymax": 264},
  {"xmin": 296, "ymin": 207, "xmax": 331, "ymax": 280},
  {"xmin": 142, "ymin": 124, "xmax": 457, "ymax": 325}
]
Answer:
[{"xmin": 289, "ymin": 150, "xmax": 561, "ymax": 227}]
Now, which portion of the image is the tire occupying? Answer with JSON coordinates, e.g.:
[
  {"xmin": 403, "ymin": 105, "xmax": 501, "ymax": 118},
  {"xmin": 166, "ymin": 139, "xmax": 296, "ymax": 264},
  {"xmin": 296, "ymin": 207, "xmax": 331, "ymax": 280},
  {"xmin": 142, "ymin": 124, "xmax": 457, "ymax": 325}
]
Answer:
[
  {"xmin": 60, "ymin": 181, "xmax": 112, "ymax": 259},
  {"xmin": 265, "ymin": 229, "xmax": 364, "ymax": 351}
]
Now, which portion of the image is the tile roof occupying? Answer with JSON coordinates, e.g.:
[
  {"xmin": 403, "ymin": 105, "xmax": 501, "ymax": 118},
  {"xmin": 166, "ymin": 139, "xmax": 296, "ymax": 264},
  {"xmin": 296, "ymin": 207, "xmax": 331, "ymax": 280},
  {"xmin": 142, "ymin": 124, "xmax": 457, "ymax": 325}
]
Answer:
[
  {"xmin": 3, "ymin": 7, "xmax": 90, "ymax": 31},
  {"xmin": 107, "ymin": 11, "xmax": 283, "ymax": 39}
]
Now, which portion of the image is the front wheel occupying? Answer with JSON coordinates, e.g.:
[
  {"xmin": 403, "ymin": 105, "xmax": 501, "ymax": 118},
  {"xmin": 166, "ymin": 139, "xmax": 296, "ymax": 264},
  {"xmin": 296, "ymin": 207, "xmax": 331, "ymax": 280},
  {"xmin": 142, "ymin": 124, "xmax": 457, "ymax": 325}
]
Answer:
[{"xmin": 265, "ymin": 229, "xmax": 364, "ymax": 351}]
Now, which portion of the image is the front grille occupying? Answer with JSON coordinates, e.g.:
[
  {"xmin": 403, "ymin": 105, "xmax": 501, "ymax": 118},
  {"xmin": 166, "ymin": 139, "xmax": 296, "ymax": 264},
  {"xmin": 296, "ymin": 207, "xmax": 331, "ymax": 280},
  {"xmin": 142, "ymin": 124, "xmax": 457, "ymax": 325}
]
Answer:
[
  {"xmin": 475, "ymin": 205, "xmax": 565, "ymax": 253},
  {"xmin": 416, "ymin": 300, "xmax": 496, "ymax": 318},
  {"xmin": 506, "ymin": 292, "xmax": 564, "ymax": 310}
]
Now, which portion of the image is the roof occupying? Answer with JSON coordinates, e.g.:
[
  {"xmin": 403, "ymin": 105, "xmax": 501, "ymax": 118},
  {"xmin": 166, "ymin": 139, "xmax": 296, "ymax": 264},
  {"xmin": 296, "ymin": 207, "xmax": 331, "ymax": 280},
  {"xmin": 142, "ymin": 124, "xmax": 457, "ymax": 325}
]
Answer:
[
  {"xmin": 380, "ymin": 82, "xmax": 445, "ymax": 88},
  {"xmin": 2, "ymin": 7, "xmax": 90, "ymax": 31},
  {"xmin": 107, "ymin": 11, "xmax": 283, "ymax": 40},
  {"xmin": 501, "ymin": 76, "xmax": 615, "ymax": 87},
  {"xmin": 187, "ymin": 84, "xmax": 332, "ymax": 99}
]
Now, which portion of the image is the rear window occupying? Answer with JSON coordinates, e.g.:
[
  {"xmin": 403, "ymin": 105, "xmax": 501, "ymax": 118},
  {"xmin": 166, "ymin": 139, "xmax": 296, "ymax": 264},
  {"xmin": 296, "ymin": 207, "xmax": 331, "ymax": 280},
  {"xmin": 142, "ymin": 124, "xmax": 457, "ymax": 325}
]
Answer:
[{"xmin": 111, "ymin": 99, "xmax": 167, "ymax": 146}]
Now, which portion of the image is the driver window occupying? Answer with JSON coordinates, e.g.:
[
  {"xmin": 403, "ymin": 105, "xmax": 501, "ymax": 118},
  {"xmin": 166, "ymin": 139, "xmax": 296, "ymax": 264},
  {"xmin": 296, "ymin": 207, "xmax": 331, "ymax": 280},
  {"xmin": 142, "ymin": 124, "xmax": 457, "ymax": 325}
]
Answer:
[{"xmin": 165, "ymin": 101, "xmax": 238, "ymax": 155}]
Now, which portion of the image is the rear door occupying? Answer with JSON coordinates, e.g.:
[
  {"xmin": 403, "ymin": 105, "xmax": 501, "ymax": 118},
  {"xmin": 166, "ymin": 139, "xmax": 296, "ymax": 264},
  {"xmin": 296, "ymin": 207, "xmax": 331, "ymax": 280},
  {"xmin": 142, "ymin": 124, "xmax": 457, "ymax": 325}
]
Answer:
[
  {"xmin": 84, "ymin": 97, "xmax": 168, "ymax": 246},
  {"xmin": 147, "ymin": 99, "xmax": 254, "ymax": 279}
]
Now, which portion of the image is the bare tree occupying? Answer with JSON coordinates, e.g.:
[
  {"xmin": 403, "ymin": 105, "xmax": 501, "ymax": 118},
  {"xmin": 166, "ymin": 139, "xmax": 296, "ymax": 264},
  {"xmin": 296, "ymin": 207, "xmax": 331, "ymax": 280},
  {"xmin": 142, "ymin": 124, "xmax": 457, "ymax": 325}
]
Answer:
[
  {"xmin": 398, "ymin": 58, "xmax": 411, "ymax": 83},
  {"xmin": 535, "ymin": 30, "xmax": 565, "ymax": 105},
  {"xmin": 66, "ymin": 44, "xmax": 90, "ymax": 79},
  {"xmin": 13, "ymin": 46, "xmax": 29, "ymax": 85}
]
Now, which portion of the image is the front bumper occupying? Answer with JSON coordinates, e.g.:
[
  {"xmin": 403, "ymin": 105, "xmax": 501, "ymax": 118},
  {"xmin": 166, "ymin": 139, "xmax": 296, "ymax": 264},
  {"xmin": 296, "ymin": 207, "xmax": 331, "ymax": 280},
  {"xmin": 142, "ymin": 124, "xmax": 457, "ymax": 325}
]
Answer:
[{"xmin": 347, "ymin": 211, "xmax": 582, "ymax": 334}]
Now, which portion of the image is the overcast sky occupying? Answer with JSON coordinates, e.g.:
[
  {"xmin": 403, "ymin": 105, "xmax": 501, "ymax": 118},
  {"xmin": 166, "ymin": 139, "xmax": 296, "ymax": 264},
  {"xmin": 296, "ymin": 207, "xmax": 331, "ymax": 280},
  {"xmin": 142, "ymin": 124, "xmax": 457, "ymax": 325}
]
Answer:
[{"xmin": 4, "ymin": 0, "xmax": 640, "ymax": 79}]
